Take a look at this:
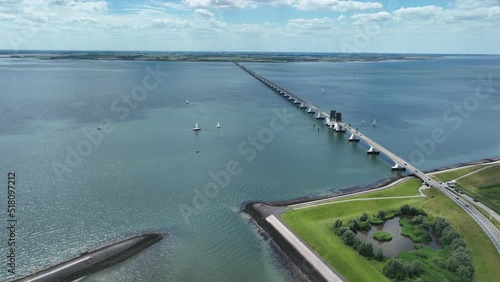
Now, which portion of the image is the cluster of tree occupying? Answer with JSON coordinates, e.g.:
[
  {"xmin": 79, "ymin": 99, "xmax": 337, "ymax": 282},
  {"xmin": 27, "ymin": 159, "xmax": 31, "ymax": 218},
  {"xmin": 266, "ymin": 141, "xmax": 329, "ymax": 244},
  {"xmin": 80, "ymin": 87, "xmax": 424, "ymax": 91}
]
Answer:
[
  {"xmin": 434, "ymin": 217, "xmax": 474, "ymax": 281},
  {"xmin": 332, "ymin": 219, "xmax": 384, "ymax": 261},
  {"xmin": 383, "ymin": 258, "xmax": 423, "ymax": 280},
  {"xmin": 400, "ymin": 204, "xmax": 427, "ymax": 216},
  {"xmin": 406, "ymin": 214, "xmax": 432, "ymax": 242}
]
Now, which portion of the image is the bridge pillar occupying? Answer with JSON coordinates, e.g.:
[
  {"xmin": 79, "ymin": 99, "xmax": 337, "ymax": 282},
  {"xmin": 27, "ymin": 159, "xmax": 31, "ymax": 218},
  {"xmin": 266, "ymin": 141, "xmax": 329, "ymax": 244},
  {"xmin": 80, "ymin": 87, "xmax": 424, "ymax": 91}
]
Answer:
[
  {"xmin": 348, "ymin": 133, "xmax": 360, "ymax": 142},
  {"xmin": 367, "ymin": 146, "xmax": 380, "ymax": 154},
  {"xmin": 391, "ymin": 163, "xmax": 406, "ymax": 171}
]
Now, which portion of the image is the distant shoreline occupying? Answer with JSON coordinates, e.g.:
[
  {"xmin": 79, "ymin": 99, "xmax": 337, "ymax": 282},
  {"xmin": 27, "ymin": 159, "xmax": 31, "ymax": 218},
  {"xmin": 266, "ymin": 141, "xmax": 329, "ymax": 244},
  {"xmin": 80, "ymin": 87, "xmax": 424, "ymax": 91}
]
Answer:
[
  {"xmin": 242, "ymin": 156, "xmax": 500, "ymax": 282},
  {"xmin": 0, "ymin": 51, "xmax": 439, "ymax": 63}
]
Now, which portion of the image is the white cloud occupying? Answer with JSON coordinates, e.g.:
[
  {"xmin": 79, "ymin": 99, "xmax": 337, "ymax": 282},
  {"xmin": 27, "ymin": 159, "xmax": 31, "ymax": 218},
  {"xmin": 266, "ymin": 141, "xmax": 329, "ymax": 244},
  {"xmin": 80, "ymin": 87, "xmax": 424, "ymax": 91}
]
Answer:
[
  {"xmin": 351, "ymin": 11, "xmax": 392, "ymax": 24},
  {"xmin": 182, "ymin": 0, "xmax": 383, "ymax": 11},
  {"xmin": 394, "ymin": 5, "xmax": 444, "ymax": 21},
  {"xmin": 286, "ymin": 17, "xmax": 334, "ymax": 30},
  {"xmin": 454, "ymin": 0, "xmax": 499, "ymax": 9},
  {"xmin": 194, "ymin": 8, "xmax": 214, "ymax": 18},
  {"xmin": 489, "ymin": 6, "xmax": 500, "ymax": 18},
  {"xmin": 208, "ymin": 18, "xmax": 227, "ymax": 28},
  {"xmin": 51, "ymin": 0, "xmax": 108, "ymax": 12},
  {"xmin": 182, "ymin": 0, "xmax": 258, "ymax": 9},
  {"xmin": 337, "ymin": 14, "xmax": 345, "ymax": 23},
  {"xmin": 289, "ymin": 0, "xmax": 383, "ymax": 12},
  {"xmin": 151, "ymin": 18, "xmax": 190, "ymax": 29}
]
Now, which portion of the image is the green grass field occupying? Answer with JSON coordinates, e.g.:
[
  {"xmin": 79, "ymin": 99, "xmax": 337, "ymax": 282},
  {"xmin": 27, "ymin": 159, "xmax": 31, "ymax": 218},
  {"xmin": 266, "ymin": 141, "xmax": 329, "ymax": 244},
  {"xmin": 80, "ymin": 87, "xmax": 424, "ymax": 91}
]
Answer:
[
  {"xmin": 456, "ymin": 165, "xmax": 500, "ymax": 214},
  {"xmin": 281, "ymin": 179, "xmax": 425, "ymax": 282},
  {"xmin": 281, "ymin": 178, "xmax": 500, "ymax": 282},
  {"xmin": 324, "ymin": 178, "xmax": 422, "ymax": 204},
  {"xmin": 433, "ymin": 165, "xmax": 485, "ymax": 182}
]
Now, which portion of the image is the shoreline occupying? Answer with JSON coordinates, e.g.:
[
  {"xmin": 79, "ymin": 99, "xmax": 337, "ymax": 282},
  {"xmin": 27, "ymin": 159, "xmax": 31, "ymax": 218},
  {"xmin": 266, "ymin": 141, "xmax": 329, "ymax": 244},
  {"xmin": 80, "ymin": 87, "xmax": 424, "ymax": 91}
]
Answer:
[
  {"xmin": 242, "ymin": 156, "xmax": 500, "ymax": 282},
  {"xmin": 0, "ymin": 52, "xmax": 438, "ymax": 63}
]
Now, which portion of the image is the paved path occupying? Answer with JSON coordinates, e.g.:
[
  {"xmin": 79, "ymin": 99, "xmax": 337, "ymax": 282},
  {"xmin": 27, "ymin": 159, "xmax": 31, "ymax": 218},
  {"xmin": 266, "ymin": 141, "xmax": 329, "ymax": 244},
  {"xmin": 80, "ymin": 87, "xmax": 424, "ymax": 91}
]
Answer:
[{"xmin": 265, "ymin": 215, "xmax": 343, "ymax": 282}]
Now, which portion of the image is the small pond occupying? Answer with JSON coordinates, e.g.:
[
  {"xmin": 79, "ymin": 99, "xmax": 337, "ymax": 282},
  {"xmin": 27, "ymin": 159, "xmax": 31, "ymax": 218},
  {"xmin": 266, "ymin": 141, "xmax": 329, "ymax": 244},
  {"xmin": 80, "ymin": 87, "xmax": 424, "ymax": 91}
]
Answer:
[{"xmin": 356, "ymin": 215, "xmax": 441, "ymax": 257}]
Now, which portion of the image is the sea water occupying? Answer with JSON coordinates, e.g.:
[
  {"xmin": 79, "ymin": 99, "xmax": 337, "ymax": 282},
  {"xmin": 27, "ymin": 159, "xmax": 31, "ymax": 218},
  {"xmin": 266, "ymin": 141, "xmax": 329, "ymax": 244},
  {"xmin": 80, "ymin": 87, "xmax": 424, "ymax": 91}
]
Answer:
[{"xmin": 0, "ymin": 56, "xmax": 499, "ymax": 281}]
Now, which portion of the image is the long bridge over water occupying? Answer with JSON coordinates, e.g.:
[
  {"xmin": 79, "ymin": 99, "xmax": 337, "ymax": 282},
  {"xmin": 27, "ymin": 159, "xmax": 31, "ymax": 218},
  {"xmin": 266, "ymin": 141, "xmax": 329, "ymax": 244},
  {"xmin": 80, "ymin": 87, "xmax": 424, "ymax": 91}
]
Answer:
[{"xmin": 234, "ymin": 61, "xmax": 500, "ymax": 254}]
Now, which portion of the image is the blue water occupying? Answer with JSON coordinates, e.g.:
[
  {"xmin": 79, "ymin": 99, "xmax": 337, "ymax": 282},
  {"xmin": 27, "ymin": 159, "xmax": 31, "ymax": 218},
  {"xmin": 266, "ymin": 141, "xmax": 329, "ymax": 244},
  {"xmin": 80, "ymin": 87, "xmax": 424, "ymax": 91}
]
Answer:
[{"xmin": 0, "ymin": 56, "xmax": 499, "ymax": 282}]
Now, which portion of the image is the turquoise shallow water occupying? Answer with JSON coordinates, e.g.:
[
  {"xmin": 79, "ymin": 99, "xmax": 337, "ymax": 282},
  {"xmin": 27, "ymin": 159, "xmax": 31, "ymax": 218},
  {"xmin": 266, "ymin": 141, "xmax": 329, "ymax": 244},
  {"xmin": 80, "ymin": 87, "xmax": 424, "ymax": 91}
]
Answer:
[{"xmin": 0, "ymin": 57, "xmax": 499, "ymax": 281}]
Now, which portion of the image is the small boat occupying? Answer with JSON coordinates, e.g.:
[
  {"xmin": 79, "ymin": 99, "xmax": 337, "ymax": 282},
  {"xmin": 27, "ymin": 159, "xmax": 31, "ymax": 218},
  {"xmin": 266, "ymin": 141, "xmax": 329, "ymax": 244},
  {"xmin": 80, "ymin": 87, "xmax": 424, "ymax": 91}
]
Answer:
[
  {"xmin": 361, "ymin": 119, "xmax": 365, "ymax": 123},
  {"xmin": 193, "ymin": 121, "xmax": 201, "ymax": 131},
  {"xmin": 216, "ymin": 122, "xmax": 221, "ymax": 128},
  {"xmin": 96, "ymin": 127, "xmax": 101, "ymax": 131},
  {"xmin": 186, "ymin": 100, "xmax": 189, "ymax": 104},
  {"xmin": 404, "ymin": 118, "xmax": 408, "ymax": 123},
  {"xmin": 373, "ymin": 119, "xmax": 376, "ymax": 126}
]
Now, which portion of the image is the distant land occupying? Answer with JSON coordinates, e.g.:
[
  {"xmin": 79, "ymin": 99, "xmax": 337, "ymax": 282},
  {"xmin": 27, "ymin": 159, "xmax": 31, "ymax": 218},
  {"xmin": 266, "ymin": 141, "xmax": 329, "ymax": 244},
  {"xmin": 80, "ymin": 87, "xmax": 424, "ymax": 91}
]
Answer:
[{"xmin": 0, "ymin": 50, "xmax": 457, "ymax": 63}]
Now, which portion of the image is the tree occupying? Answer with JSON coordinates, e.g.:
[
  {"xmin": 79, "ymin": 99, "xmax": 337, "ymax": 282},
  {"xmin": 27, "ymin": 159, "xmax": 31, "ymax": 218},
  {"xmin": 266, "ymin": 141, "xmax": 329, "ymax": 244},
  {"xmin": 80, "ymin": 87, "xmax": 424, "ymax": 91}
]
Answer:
[
  {"xmin": 360, "ymin": 212, "xmax": 369, "ymax": 222},
  {"xmin": 442, "ymin": 228, "xmax": 460, "ymax": 245},
  {"xmin": 401, "ymin": 204, "xmax": 410, "ymax": 214},
  {"xmin": 409, "ymin": 260, "xmax": 423, "ymax": 277},
  {"xmin": 411, "ymin": 214, "xmax": 426, "ymax": 225},
  {"xmin": 434, "ymin": 217, "xmax": 451, "ymax": 236},
  {"xmin": 335, "ymin": 226, "xmax": 348, "ymax": 236},
  {"xmin": 383, "ymin": 258, "xmax": 407, "ymax": 280},
  {"xmin": 349, "ymin": 219, "xmax": 360, "ymax": 232},
  {"xmin": 341, "ymin": 229, "xmax": 357, "ymax": 246},
  {"xmin": 376, "ymin": 209, "xmax": 386, "ymax": 220},
  {"xmin": 450, "ymin": 238, "xmax": 466, "ymax": 251},
  {"xmin": 456, "ymin": 265, "xmax": 473, "ymax": 281},
  {"xmin": 333, "ymin": 219, "xmax": 343, "ymax": 230},
  {"xmin": 358, "ymin": 242, "xmax": 374, "ymax": 257},
  {"xmin": 374, "ymin": 248, "xmax": 384, "ymax": 261}
]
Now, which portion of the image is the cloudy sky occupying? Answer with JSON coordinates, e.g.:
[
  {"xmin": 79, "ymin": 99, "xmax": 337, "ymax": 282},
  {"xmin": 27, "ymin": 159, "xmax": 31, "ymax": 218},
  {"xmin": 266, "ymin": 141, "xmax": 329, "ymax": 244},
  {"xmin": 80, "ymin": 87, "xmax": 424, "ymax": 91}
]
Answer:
[{"xmin": 1, "ymin": 0, "xmax": 499, "ymax": 53}]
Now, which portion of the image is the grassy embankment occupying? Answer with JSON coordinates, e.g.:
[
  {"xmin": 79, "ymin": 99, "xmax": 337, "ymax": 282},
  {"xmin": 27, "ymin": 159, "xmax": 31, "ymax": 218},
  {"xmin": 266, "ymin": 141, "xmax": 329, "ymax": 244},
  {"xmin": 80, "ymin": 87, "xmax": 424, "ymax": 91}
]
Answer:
[
  {"xmin": 433, "ymin": 165, "xmax": 485, "ymax": 182},
  {"xmin": 281, "ymin": 179, "xmax": 423, "ymax": 282},
  {"xmin": 455, "ymin": 165, "xmax": 500, "ymax": 215},
  {"xmin": 281, "ymin": 171, "xmax": 500, "ymax": 282}
]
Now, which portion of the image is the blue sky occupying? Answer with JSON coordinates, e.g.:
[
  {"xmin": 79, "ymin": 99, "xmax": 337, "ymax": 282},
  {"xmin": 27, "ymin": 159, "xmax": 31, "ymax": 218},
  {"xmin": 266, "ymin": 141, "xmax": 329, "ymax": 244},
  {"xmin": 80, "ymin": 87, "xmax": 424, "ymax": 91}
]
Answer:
[{"xmin": 1, "ymin": 0, "xmax": 499, "ymax": 53}]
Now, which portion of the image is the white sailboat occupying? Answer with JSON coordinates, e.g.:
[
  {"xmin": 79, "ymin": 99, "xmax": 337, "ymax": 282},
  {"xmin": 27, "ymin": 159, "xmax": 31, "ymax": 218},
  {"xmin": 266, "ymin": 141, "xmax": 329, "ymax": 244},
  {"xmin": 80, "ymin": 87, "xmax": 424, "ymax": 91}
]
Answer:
[
  {"xmin": 361, "ymin": 118, "xmax": 365, "ymax": 123},
  {"xmin": 373, "ymin": 119, "xmax": 376, "ymax": 126},
  {"xmin": 186, "ymin": 100, "xmax": 190, "ymax": 104},
  {"xmin": 216, "ymin": 122, "xmax": 221, "ymax": 128},
  {"xmin": 193, "ymin": 120, "xmax": 201, "ymax": 131},
  {"xmin": 404, "ymin": 117, "xmax": 408, "ymax": 123}
]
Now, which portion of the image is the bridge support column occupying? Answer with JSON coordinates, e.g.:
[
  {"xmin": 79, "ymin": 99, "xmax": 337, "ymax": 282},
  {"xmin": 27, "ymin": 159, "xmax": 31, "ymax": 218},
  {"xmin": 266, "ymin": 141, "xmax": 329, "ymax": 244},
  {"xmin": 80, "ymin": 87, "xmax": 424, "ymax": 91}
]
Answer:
[
  {"xmin": 391, "ymin": 163, "xmax": 406, "ymax": 171},
  {"xmin": 348, "ymin": 133, "xmax": 360, "ymax": 142},
  {"xmin": 367, "ymin": 146, "xmax": 380, "ymax": 154}
]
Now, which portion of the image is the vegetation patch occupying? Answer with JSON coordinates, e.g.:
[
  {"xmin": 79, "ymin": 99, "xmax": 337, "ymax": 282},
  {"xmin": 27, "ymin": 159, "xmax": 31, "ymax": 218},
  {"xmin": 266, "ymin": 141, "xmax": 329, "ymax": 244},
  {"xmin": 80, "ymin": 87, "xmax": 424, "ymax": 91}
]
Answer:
[
  {"xmin": 373, "ymin": 231, "xmax": 392, "ymax": 242},
  {"xmin": 281, "ymin": 178, "xmax": 500, "ymax": 282},
  {"xmin": 456, "ymin": 165, "xmax": 500, "ymax": 214},
  {"xmin": 434, "ymin": 165, "xmax": 484, "ymax": 182}
]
